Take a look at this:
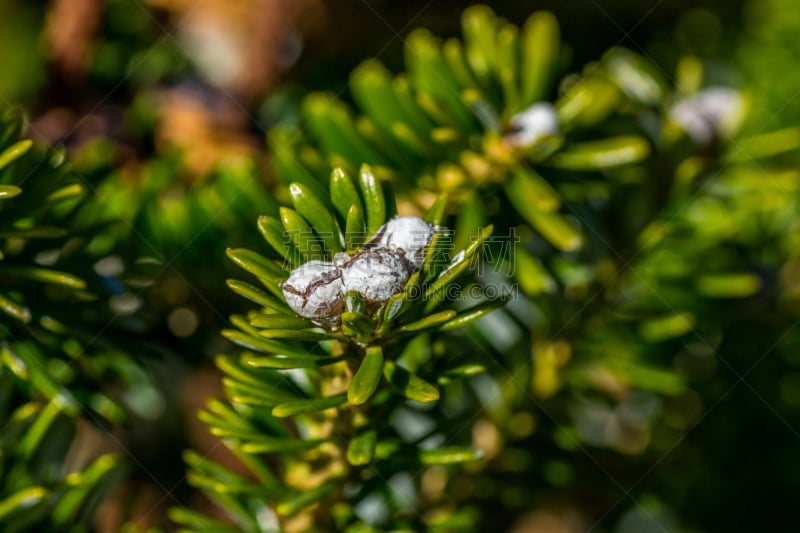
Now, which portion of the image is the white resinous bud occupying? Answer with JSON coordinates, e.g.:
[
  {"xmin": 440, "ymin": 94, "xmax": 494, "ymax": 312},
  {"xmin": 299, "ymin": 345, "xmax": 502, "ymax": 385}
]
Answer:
[
  {"xmin": 342, "ymin": 248, "xmax": 410, "ymax": 303},
  {"xmin": 281, "ymin": 217, "xmax": 439, "ymax": 323},
  {"xmin": 668, "ymin": 87, "xmax": 744, "ymax": 144},
  {"xmin": 280, "ymin": 260, "xmax": 344, "ymax": 322},
  {"xmin": 367, "ymin": 216, "xmax": 435, "ymax": 272},
  {"xmin": 333, "ymin": 252, "xmax": 351, "ymax": 268},
  {"xmin": 505, "ymin": 102, "xmax": 560, "ymax": 147}
]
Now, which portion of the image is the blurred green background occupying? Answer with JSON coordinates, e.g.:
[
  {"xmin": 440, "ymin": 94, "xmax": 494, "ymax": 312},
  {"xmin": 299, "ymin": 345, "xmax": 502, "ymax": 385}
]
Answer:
[{"xmin": 2, "ymin": 1, "xmax": 800, "ymax": 532}]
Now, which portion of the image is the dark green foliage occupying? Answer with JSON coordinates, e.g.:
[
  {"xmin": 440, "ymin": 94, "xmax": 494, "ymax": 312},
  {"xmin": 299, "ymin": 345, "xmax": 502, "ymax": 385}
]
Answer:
[
  {"xmin": 0, "ymin": 108, "xmax": 148, "ymax": 531},
  {"xmin": 253, "ymin": 5, "xmax": 800, "ymax": 531},
  {"xmin": 268, "ymin": 6, "xmax": 652, "ymax": 255},
  {"xmin": 738, "ymin": 0, "xmax": 800, "ymax": 130},
  {"xmin": 177, "ymin": 166, "xmax": 502, "ymax": 531},
  {"xmin": 2, "ymin": 2, "xmax": 800, "ymax": 532}
]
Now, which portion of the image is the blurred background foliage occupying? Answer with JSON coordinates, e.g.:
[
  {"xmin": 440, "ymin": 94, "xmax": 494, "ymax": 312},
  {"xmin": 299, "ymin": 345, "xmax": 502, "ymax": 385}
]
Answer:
[{"xmin": 2, "ymin": 0, "xmax": 800, "ymax": 532}]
